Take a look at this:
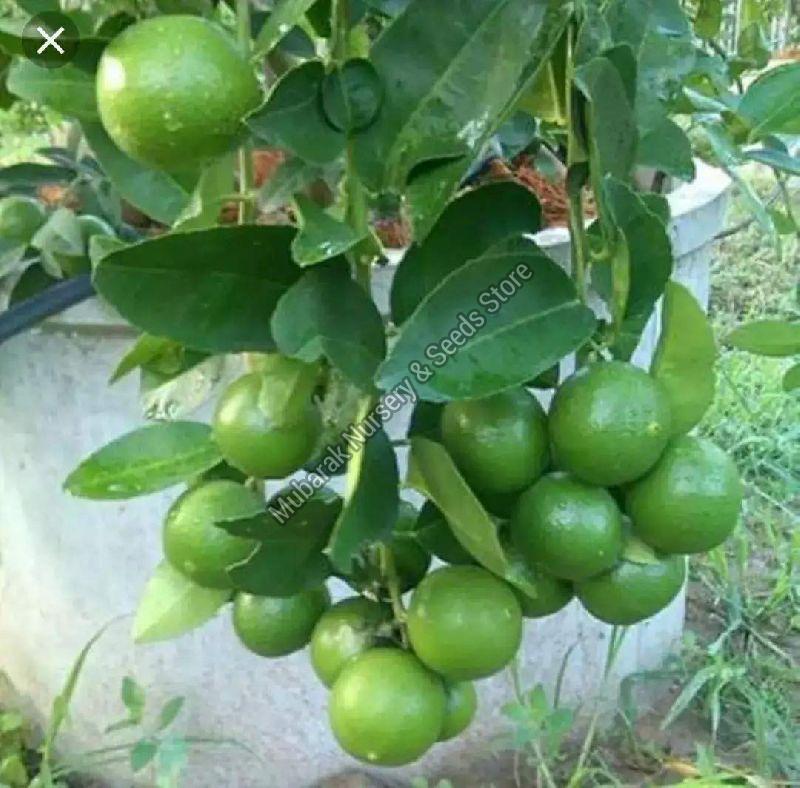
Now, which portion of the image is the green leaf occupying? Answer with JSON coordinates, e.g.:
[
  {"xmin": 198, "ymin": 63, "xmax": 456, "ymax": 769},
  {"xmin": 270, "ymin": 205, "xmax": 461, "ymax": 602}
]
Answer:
[
  {"xmin": 744, "ymin": 148, "xmax": 800, "ymax": 177},
  {"xmin": 602, "ymin": 177, "xmax": 674, "ymax": 360},
  {"xmin": 0, "ymin": 162, "xmax": 75, "ymax": 193},
  {"xmin": 130, "ymin": 740, "xmax": 158, "ymax": 773},
  {"xmin": 7, "ymin": 60, "xmax": 97, "ymax": 119},
  {"xmin": 728, "ymin": 320, "xmax": 800, "ymax": 357},
  {"xmin": 247, "ymin": 61, "xmax": 345, "ymax": 165},
  {"xmin": 378, "ymin": 237, "xmax": 596, "ymax": 402},
  {"xmin": 321, "ymin": 59, "xmax": 383, "ymax": 133},
  {"xmin": 636, "ymin": 114, "xmax": 695, "ymax": 181},
  {"xmin": 574, "ymin": 52, "xmax": 638, "ymax": 182},
  {"xmin": 290, "ymin": 195, "xmax": 365, "ymax": 265},
  {"xmin": 391, "ymin": 181, "xmax": 542, "ymax": 325},
  {"xmin": 93, "ymin": 225, "xmax": 302, "ymax": 353},
  {"xmin": 353, "ymin": 0, "xmax": 563, "ymax": 192},
  {"xmin": 408, "ymin": 437, "xmax": 533, "ymax": 592},
  {"xmin": 110, "ymin": 335, "xmax": 176, "ymax": 384},
  {"xmin": 258, "ymin": 157, "xmax": 322, "ymax": 213},
  {"xmin": 174, "ymin": 153, "xmax": 235, "ymax": 231},
  {"xmin": 694, "ymin": 0, "xmax": 722, "ymax": 38},
  {"xmin": 651, "ymin": 281, "xmax": 716, "ymax": 436},
  {"xmin": 738, "ymin": 63, "xmax": 800, "ymax": 139},
  {"xmin": 156, "ymin": 697, "xmax": 185, "ymax": 731},
  {"xmin": 31, "ymin": 207, "xmax": 83, "ymax": 258},
  {"xmin": 133, "ymin": 561, "xmax": 229, "ymax": 644},
  {"xmin": 121, "ymin": 676, "xmax": 146, "ymax": 723},
  {"xmin": 329, "ymin": 426, "xmax": 399, "ymax": 573},
  {"xmin": 227, "ymin": 490, "xmax": 340, "ymax": 596},
  {"xmin": 253, "ymin": 0, "xmax": 317, "ymax": 57},
  {"xmin": 82, "ymin": 123, "xmax": 191, "ymax": 226},
  {"xmin": 271, "ymin": 263, "xmax": 386, "ymax": 389},
  {"xmin": 64, "ymin": 421, "xmax": 222, "ymax": 500},
  {"xmin": 783, "ymin": 363, "xmax": 800, "ymax": 392}
]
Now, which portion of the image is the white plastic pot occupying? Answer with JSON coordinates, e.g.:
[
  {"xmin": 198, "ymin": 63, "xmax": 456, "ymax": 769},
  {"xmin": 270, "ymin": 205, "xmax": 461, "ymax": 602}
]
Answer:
[{"xmin": 0, "ymin": 160, "xmax": 730, "ymax": 787}]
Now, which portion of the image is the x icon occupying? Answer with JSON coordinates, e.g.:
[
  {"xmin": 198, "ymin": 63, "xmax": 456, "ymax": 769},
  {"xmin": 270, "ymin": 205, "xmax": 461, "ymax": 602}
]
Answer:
[{"xmin": 36, "ymin": 26, "xmax": 65, "ymax": 55}]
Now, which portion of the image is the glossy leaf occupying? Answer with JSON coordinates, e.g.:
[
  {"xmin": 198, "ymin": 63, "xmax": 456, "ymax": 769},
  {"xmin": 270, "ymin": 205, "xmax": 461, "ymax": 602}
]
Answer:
[
  {"xmin": 247, "ymin": 61, "xmax": 345, "ymax": 165},
  {"xmin": 651, "ymin": 281, "xmax": 716, "ymax": 436},
  {"xmin": 574, "ymin": 52, "xmax": 637, "ymax": 182},
  {"xmin": 94, "ymin": 226, "xmax": 301, "ymax": 353},
  {"xmin": 7, "ymin": 60, "xmax": 97, "ymax": 119},
  {"xmin": 728, "ymin": 320, "xmax": 800, "ymax": 357},
  {"xmin": 328, "ymin": 427, "xmax": 399, "ymax": 573},
  {"xmin": 378, "ymin": 237, "xmax": 596, "ymax": 402},
  {"xmin": 291, "ymin": 195, "xmax": 365, "ymax": 265},
  {"xmin": 133, "ymin": 562, "xmax": 229, "ymax": 644},
  {"xmin": 637, "ymin": 114, "xmax": 695, "ymax": 181},
  {"xmin": 404, "ymin": 1, "xmax": 567, "ymax": 240},
  {"xmin": 738, "ymin": 63, "xmax": 800, "ymax": 138},
  {"xmin": 64, "ymin": 421, "xmax": 222, "ymax": 499},
  {"xmin": 353, "ymin": 0, "xmax": 563, "ymax": 192},
  {"xmin": 321, "ymin": 59, "xmax": 383, "ymax": 133},
  {"xmin": 226, "ymin": 490, "xmax": 341, "ymax": 596},
  {"xmin": 253, "ymin": 0, "xmax": 317, "ymax": 57},
  {"xmin": 390, "ymin": 181, "xmax": 542, "ymax": 325},
  {"xmin": 0, "ymin": 162, "xmax": 75, "ymax": 193},
  {"xmin": 271, "ymin": 263, "xmax": 386, "ymax": 389},
  {"xmin": 83, "ymin": 123, "xmax": 191, "ymax": 225},
  {"xmin": 602, "ymin": 178, "xmax": 674, "ymax": 360}
]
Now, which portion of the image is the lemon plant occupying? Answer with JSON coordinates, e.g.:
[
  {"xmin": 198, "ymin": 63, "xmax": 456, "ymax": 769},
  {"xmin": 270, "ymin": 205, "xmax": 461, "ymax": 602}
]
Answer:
[{"xmin": 0, "ymin": 0, "xmax": 796, "ymax": 770}]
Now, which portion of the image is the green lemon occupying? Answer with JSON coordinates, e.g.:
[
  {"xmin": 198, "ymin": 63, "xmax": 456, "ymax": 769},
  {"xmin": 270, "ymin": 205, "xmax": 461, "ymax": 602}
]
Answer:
[
  {"xmin": 414, "ymin": 501, "xmax": 474, "ymax": 566},
  {"xmin": 96, "ymin": 16, "xmax": 262, "ymax": 170},
  {"xmin": 439, "ymin": 681, "xmax": 478, "ymax": 741},
  {"xmin": 548, "ymin": 361, "xmax": 672, "ymax": 486},
  {"xmin": 441, "ymin": 388, "xmax": 549, "ymax": 496},
  {"xmin": 407, "ymin": 566, "xmax": 522, "ymax": 681},
  {"xmin": 329, "ymin": 648, "xmax": 446, "ymax": 766},
  {"xmin": 232, "ymin": 587, "xmax": 330, "ymax": 657},
  {"xmin": 510, "ymin": 473, "xmax": 623, "ymax": 582},
  {"xmin": 162, "ymin": 480, "xmax": 260, "ymax": 589},
  {"xmin": 576, "ymin": 549, "xmax": 686, "ymax": 625},
  {"xmin": 626, "ymin": 436, "xmax": 743, "ymax": 554},
  {"xmin": 310, "ymin": 596, "xmax": 389, "ymax": 687},
  {"xmin": 213, "ymin": 371, "xmax": 322, "ymax": 479}
]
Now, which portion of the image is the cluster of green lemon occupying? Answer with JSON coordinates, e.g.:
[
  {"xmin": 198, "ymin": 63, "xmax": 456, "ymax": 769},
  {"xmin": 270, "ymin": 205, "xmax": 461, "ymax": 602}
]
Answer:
[{"xmin": 157, "ymin": 357, "xmax": 741, "ymax": 767}]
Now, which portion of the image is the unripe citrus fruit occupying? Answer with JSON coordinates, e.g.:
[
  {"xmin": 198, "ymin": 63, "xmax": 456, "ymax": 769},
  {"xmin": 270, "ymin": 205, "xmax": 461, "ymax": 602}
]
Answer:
[
  {"xmin": 96, "ymin": 16, "xmax": 262, "ymax": 169},
  {"xmin": 414, "ymin": 501, "xmax": 474, "ymax": 565},
  {"xmin": 329, "ymin": 648, "xmax": 446, "ymax": 766},
  {"xmin": 626, "ymin": 436, "xmax": 742, "ymax": 554},
  {"xmin": 310, "ymin": 596, "xmax": 389, "ymax": 687},
  {"xmin": 441, "ymin": 388, "xmax": 549, "ymax": 496},
  {"xmin": 162, "ymin": 480, "xmax": 260, "ymax": 589},
  {"xmin": 576, "ymin": 547, "xmax": 686, "ymax": 625},
  {"xmin": 213, "ymin": 371, "xmax": 322, "ymax": 479},
  {"xmin": 408, "ymin": 566, "xmax": 522, "ymax": 681},
  {"xmin": 439, "ymin": 681, "xmax": 478, "ymax": 741},
  {"xmin": 510, "ymin": 473, "xmax": 623, "ymax": 582},
  {"xmin": 232, "ymin": 587, "xmax": 330, "ymax": 657},
  {"xmin": 549, "ymin": 362, "xmax": 672, "ymax": 486}
]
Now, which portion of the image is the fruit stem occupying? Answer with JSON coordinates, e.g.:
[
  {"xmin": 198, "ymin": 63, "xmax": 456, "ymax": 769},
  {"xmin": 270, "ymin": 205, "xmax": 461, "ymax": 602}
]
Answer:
[
  {"xmin": 378, "ymin": 542, "xmax": 408, "ymax": 645},
  {"xmin": 235, "ymin": 0, "xmax": 255, "ymax": 225}
]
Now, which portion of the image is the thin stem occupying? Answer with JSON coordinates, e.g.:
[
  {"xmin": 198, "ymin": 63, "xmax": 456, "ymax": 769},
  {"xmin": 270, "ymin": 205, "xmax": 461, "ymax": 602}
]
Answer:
[
  {"xmin": 236, "ymin": 0, "xmax": 255, "ymax": 224},
  {"xmin": 378, "ymin": 542, "xmax": 407, "ymax": 645},
  {"xmin": 776, "ymin": 173, "xmax": 799, "ymax": 238}
]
